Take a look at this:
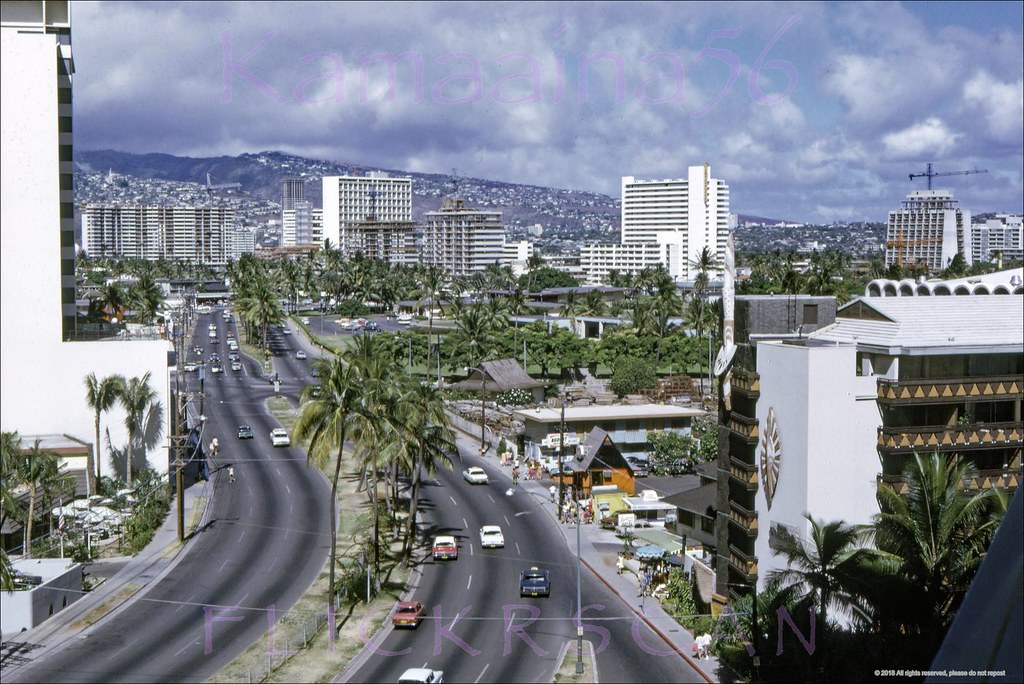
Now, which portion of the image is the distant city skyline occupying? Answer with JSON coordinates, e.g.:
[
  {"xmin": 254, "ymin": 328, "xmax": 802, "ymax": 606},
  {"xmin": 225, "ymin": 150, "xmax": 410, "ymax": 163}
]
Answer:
[{"xmin": 73, "ymin": 1, "xmax": 1023, "ymax": 223}]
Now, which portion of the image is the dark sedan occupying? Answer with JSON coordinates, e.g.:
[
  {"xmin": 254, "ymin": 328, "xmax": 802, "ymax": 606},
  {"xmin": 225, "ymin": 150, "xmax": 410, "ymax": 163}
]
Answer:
[{"xmin": 237, "ymin": 425, "xmax": 253, "ymax": 439}]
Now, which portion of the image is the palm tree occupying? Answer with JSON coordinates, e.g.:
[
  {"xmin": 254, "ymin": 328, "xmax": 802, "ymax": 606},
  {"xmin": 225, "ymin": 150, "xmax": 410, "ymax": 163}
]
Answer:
[
  {"xmin": 1, "ymin": 432, "xmax": 25, "ymax": 559},
  {"xmin": 118, "ymin": 373, "xmax": 160, "ymax": 487},
  {"xmin": 418, "ymin": 266, "xmax": 448, "ymax": 380},
  {"xmin": 293, "ymin": 357, "xmax": 359, "ymax": 609},
  {"xmin": 767, "ymin": 515, "xmax": 877, "ymax": 628},
  {"xmin": 129, "ymin": 272, "xmax": 164, "ymax": 324},
  {"xmin": 871, "ymin": 452, "xmax": 1002, "ymax": 652},
  {"xmin": 17, "ymin": 439, "xmax": 62, "ymax": 558},
  {"xmin": 84, "ymin": 372, "xmax": 123, "ymax": 495},
  {"xmin": 99, "ymin": 281, "xmax": 129, "ymax": 323},
  {"xmin": 653, "ymin": 283, "xmax": 681, "ymax": 366}
]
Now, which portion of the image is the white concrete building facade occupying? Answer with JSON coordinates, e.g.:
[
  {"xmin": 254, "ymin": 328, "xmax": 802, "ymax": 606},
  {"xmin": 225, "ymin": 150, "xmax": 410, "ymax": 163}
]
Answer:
[
  {"xmin": 2, "ymin": 1, "xmax": 173, "ymax": 478},
  {"xmin": 970, "ymin": 214, "xmax": 1023, "ymax": 265},
  {"xmin": 322, "ymin": 172, "xmax": 412, "ymax": 254},
  {"xmin": 421, "ymin": 197, "xmax": 505, "ymax": 276},
  {"xmin": 82, "ymin": 205, "xmax": 243, "ymax": 265},
  {"xmin": 886, "ymin": 190, "xmax": 972, "ymax": 271}
]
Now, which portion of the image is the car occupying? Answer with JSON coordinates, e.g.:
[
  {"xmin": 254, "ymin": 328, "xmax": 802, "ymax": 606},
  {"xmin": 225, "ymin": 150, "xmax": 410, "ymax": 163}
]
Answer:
[
  {"xmin": 270, "ymin": 428, "xmax": 290, "ymax": 447},
  {"xmin": 432, "ymin": 535, "xmax": 458, "ymax": 560},
  {"xmin": 626, "ymin": 458, "xmax": 649, "ymax": 478},
  {"xmin": 479, "ymin": 525, "xmax": 504, "ymax": 548},
  {"xmin": 397, "ymin": 668, "xmax": 444, "ymax": 684},
  {"xmin": 397, "ymin": 313, "xmax": 412, "ymax": 325},
  {"xmin": 210, "ymin": 337, "xmax": 219, "ymax": 345},
  {"xmin": 183, "ymin": 362, "xmax": 198, "ymax": 372},
  {"xmin": 667, "ymin": 458, "xmax": 693, "ymax": 476},
  {"xmin": 210, "ymin": 364, "xmax": 223, "ymax": 374},
  {"xmin": 520, "ymin": 566, "xmax": 551, "ymax": 597},
  {"xmin": 231, "ymin": 361, "xmax": 242, "ymax": 372},
  {"xmin": 226, "ymin": 330, "xmax": 234, "ymax": 338},
  {"xmin": 281, "ymin": 327, "xmax": 292, "ymax": 335},
  {"xmin": 208, "ymin": 323, "xmax": 217, "ymax": 331},
  {"xmin": 365, "ymin": 321, "xmax": 381, "ymax": 332},
  {"xmin": 237, "ymin": 425, "xmax": 253, "ymax": 439},
  {"xmin": 296, "ymin": 350, "xmax": 307, "ymax": 360},
  {"xmin": 229, "ymin": 352, "xmax": 240, "ymax": 361},
  {"xmin": 208, "ymin": 329, "xmax": 217, "ymax": 338},
  {"xmin": 462, "ymin": 467, "xmax": 488, "ymax": 484},
  {"xmin": 300, "ymin": 317, "xmax": 310, "ymax": 325},
  {"xmin": 391, "ymin": 601, "xmax": 425, "ymax": 629}
]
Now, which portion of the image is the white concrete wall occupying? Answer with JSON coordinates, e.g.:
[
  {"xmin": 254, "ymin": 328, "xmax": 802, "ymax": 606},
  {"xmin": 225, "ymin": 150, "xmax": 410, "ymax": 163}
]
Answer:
[
  {"xmin": 1, "ymin": 559, "xmax": 83, "ymax": 635},
  {"xmin": 754, "ymin": 342, "xmax": 881, "ymax": 591},
  {"xmin": 1, "ymin": 21, "xmax": 172, "ymax": 477}
]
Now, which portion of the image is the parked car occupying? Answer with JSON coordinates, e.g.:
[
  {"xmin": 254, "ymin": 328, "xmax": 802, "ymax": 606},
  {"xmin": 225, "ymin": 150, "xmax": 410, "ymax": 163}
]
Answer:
[
  {"xmin": 626, "ymin": 457, "xmax": 649, "ymax": 478},
  {"xmin": 462, "ymin": 467, "xmax": 488, "ymax": 484},
  {"xmin": 397, "ymin": 668, "xmax": 444, "ymax": 684},
  {"xmin": 479, "ymin": 525, "xmax": 504, "ymax": 548},
  {"xmin": 270, "ymin": 428, "xmax": 290, "ymax": 447},
  {"xmin": 391, "ymin": 601, "xmax": 425, "ymax": 629},
  {"xmin": 667, "ymin": 458, "xmax": 693, "ymax": 476},
  {"xmin": 519, "ymin": 566, "xmax": 551, "ymax": 597},
  {"xmin": 237, "ymin": 425, "xmax": 253, "ymax": 439},
  {"xmin": 432, "ymin": 535, "xmax": 458, "ymax": 561}
]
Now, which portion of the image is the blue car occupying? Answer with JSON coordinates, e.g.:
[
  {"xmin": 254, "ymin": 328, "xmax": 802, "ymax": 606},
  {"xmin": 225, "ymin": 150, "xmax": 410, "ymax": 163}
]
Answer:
[{"xmin": 520, "ymin": 566, "xmax": 550, "ymax": 597}]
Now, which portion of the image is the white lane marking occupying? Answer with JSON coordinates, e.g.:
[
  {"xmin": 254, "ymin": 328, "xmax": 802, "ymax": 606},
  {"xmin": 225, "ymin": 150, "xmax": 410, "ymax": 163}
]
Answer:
[
  {"xmin": 514, "ymin": 511, "xmax": 530, "ymax": 517},
  {"xmin": 462, "ymin": 517, "xmax": 468, "ymax": 529},
  {"xmin": 466, "ymin": 575, "xmax": 473, "ymax": 591},
  {"xmin": 506, "ymin": 611, "xmax": 515, "ymax": 633},
  {"xmin": 219, "ymin": 558, "xmax": 232, "ymax": 572},
  {"xmin": 173, "ymin": 639, "xmax": 195, "ymax": 657},
  {"xmin": 504, "ymin": 514, "xmax": 511, "ymax": 526},
  {"xmin": 286, "ymin": 484, "xmax": 291, "ymax": 495},
  {"xmin": 449, "ymin": 495, "xmax": 458, "ymax": 506},
  {"xmin": 515, "ymin": 542, "xmax": 521, "ymax": 556},
  {"xmin": 474, "ymin": 663, "xmax": 491, "ymax": 683},
  {"xmin": 449, "ymin": 610, "xmax": 461, "ymax": 631},
  {"xmin": 487, "ymin": 493, "xmax": 495, "ymax": 504},
  {"xmin": 238, "ymin": 529, "xmax": 246, "ymax": 543}
]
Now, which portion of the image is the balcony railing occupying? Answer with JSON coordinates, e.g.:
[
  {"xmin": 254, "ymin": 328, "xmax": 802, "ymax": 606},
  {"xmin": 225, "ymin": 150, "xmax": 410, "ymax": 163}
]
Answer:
[
  {"xmin": 878, "ymin": 422, "xmax": 1023, "ymax": 452},
  {"xmin": 877, "ymin": 375, "xmax": 1024, "ymax": 404},
  {"xmin": 878, "ymin": 465, "xmax": 1021, "ymax": 495},
  {"xmin": 729, "ymin": 543, "xmax": 758, "ymax": 579},
  {"xmin": 730, "ymin": 369, "xmax": 761, "ymax": 396},
  {"xmin": 729, "ymin": 500, "xmax": 758, "ymax": 534},
  {"xmin": 729, "ymin": 456, "xmax": 758, "ymax": 489},
  {"xmin": 726, "ymin": 413, "xmax": 759, "ymax": 443}
]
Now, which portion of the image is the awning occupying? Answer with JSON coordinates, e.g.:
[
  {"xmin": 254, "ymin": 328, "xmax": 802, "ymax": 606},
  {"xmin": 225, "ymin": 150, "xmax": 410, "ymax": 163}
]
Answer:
[{"xmin": 635, "ymin": 544, "xmax": 667, "ymax": 560}]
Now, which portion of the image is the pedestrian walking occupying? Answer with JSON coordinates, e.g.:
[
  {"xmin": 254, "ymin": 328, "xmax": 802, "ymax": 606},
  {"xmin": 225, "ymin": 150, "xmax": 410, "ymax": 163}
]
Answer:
[
  {"xmin": 616, "ymin": 554, "xmax": 625, "ymax": 575},
  {"xmin": 549, "ymin": 485, "xmax": 556, "ymax": 503},
  {"xmin": 228, "ymin": 465, "xmax": 235, "ymax": 484}
]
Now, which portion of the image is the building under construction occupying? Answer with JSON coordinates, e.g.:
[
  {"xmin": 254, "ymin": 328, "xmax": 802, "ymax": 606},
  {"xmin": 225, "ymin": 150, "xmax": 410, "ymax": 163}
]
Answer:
[{"xmin": 885, "ymin": 189, "xmax": 971, "ymax": 272}]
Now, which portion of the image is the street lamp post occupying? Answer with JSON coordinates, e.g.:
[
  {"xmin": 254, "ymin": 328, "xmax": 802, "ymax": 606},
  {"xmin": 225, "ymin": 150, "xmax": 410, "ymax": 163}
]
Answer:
[
  {"xmin": 575, "ymin": 480, "xmax": 584, "ymax": 674},
  {"xmin": 558, "ymin": 393, "xmax": 567, "ymax": 522},
  {"xmin": 466, "ymin": 366, "xmax": 488, "ymax": 456}
]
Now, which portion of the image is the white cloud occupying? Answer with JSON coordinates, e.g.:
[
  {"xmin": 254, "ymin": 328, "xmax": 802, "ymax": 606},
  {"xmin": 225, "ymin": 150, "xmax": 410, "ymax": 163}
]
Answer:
[
  {"xmin": 962, "ymin": 70, "xmax": 1024, "ymax": 145},
  {"xmin": 882, "ymin": 118, "xmax": 962, "ymax": 160}
]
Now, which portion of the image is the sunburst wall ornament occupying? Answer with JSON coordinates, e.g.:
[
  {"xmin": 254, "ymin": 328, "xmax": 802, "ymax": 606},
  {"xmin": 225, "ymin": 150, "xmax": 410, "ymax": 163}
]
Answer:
[{"xmin": 760, "ymin": 406, "xmax": 782, "ymax": 510}]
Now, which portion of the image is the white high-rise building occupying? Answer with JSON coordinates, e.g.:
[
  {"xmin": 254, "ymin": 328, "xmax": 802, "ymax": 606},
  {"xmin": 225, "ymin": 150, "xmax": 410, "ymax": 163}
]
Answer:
[
  {"xmin": 422, "ymin": 198, "xmax": 505, "ymax": 276},
  {"xmin": 322, "ymin": 172, "xmax": 412, "ymax": 254},
  {"xmin": 2, "ymin": 1, "xmax": 172, "ymax": 477},
  {"xmin": 503, "ymin": 240, "xmax": 535, "ymax": 276},
  {"xmin": 281, "ymin": 177, "xmax": 313, "ymax": 246},
  {"xmin": 970, "ymin": 214, "xmax": 1023, "ymax": 265},
  {"xmin": 886, "ymin": 190, "xmax": 972, "ymax": 271},
  {"xmin": 311, "ymin": 208, "xmax": 323, "ymax": 246},
  {"xmin": 581, "ymin": 165, "xmax": 729, "ymax": 284},
  {"xmin": 82, "ymin": 205, "xmax": 245, "ymax": 265}
]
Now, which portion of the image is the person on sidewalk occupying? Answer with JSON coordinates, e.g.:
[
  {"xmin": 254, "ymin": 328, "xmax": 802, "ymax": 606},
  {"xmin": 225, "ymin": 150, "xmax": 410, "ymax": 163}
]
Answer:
[
  {"xmin": 616, "ymin": 554, "xmax": 625, "ymax": 575},
  {"xmin": 549, "ymin": 485, "xmax": 557, "ymax": 503}
]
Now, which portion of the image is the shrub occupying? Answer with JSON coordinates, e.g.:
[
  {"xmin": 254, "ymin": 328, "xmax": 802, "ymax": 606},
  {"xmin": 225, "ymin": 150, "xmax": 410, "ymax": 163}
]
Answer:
[
  {"xmin": 609, "ymin": 356, "xmax": 657, "ymax": 396},
  {"xmin": 496, "ymin": 388, "xmax": 532, "ymax": 406}
]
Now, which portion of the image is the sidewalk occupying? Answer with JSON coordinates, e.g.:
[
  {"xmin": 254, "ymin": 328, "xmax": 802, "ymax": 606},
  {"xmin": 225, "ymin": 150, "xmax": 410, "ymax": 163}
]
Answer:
[
  {"xmin": 1, "ymin": 477, "xmax": 214, "ymax": 666},
  {"xmin": 451, "ymin": 428, "xmax": 722, "ymax": 683}
]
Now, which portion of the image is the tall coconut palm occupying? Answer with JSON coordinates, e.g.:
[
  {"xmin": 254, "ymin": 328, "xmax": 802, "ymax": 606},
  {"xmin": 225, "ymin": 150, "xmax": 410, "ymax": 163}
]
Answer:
[
  {"xmin": 767, "ymin": 515, "xmax": 877, "ymax": 628},
  {"xmin": 117, "ymin": 372, "xmax": 159, "ymax": 487},
  {"xmin": 1, "ymin": 432, "xmax": 24, "ymax": 552},
  {"xmin": 129, "ymin": 272, "xmax": 164, "ymax": 324},
  {"xmin": 99, "ymin": 281, "xmax": 129, "ymax": 323},
  {"xmin": 17, "ymin": 439, "xmax": 62, "ymax": 558},
  {"xmin": 84, "ymin": 372, "xmax": 123, "ymax": 495},
  {"xmin": 293, "ymin": 357, "xmax": 359, "ymax": 609},
  {"xmin": 871, "ymin": 452, "xmax": 1002, "ymax": 652}
]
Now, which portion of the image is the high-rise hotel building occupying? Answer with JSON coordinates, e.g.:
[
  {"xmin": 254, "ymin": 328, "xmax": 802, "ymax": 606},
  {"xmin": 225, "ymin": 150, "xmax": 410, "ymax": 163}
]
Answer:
[
  {"xmin": 886, "ymin": 190, "xmax": 972, "ymax": 271},
  {"xmin": 581, "ymin": 165, "xmax": 730, "ymax": 284},
  {"xmin": 421, "ymin": 197, "xmax": 505, "ymax": 277},
  {"xmin": 82, "ymin": 205, "xmax": 247, "ymax": 265},
  {"xmin": 322, "ymin": 172, "xmax": 415, "ymax": 259},
  {"xmin": 281, "ymin": 177, "xmax": 313, "ymax": 246},
  {"xmin": 2, "ymin": 0, "xmax": 172, "ymax": 475}
]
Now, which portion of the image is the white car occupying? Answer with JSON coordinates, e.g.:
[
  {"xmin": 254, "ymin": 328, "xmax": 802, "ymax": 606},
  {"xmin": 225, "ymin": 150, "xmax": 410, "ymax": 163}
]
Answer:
[
  {"xmin": 183, "ymin": 362, "xmax": 198, "ymax": 372},
  {"xmin": 296, "ymin": 350, "xmax": 307, "ymax": 360},
  {"xmin": 462, "ymin": 467, "xmax": 488, "ymax": 484},
  {"xmin": 231, "ymin": 361, "xmax": 242, "ymax": 372},
  {"xmin": 281, "ymin": 327, "xmax": 292, "ymax": 335},
  {"xmin": 479, "ymin": 525, "xmax": 504, "ymax": 548},
  {"xmin": 397, "ymin": 313, "xmax": 413, "ymax": 325},
  {"xmin": 208, "ymin": 330, "xmax": 216, "ymax": 338},
  {"xmin": 398, "ymin": 667, "xmax": 444, "ymax": 683},
  {"xmin": 270, "ymin": 428, "xmax": 290, "ymax": 447}
]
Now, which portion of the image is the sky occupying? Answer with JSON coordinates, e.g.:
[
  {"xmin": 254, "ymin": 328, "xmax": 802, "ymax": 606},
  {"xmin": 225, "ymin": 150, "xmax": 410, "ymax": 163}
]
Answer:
[{"xmin": 71, "ymin": 1, "xmax": 1023, "ymax": 223}]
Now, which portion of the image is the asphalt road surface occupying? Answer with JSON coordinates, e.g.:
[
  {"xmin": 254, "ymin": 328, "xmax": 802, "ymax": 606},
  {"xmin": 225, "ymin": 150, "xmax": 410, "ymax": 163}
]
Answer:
[{"xmin": 5, "ymin": 307, "xmax": 332, "ymax": 683}]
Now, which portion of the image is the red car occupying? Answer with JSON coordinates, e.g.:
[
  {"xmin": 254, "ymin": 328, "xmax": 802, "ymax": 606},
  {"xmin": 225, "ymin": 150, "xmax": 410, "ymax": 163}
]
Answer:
[
  {"xmin": 432, "ymin": 535, "xmax": 458, "ymax": 561},
  {"xmin": 392, "ymin": 601, "xmax": 425, "ymax": 628}
]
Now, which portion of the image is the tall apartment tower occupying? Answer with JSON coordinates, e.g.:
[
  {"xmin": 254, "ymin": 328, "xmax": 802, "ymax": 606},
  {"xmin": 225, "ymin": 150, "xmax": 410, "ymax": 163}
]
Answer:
[
  {"xmin": 421, "ymin": 197, "xmax": 505, "ymax": 276},
  {"xmin": 621, "ymin": 165, "xmax": 729, "ymax": 279},
  {"xmin": 322, "ymin": 172, "xmax": 413, "ymax": 254},
  {"xmin": 970, "ymin": 214, "xmax": 1023, "ymax": 265},
  {"xmin": 82, "ymin": 205, "xmax": 242, "ymax": 265},
  {"xmin": 2, "ymin": 1, "xmax": 172, "ymax": 475},
  {"xmin": 281, "ymin": 177, "xmax": 312, "ymax": 246},
  {"xmin": 886, "ymin": 190, "xmax": 972, "ymax": 271}
]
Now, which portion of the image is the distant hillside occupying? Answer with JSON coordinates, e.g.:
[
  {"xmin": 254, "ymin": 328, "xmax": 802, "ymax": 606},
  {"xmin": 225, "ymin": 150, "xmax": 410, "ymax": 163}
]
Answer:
[{"xmin": 74, "ymin": 149, "xmax": 620, "ymax": 241}]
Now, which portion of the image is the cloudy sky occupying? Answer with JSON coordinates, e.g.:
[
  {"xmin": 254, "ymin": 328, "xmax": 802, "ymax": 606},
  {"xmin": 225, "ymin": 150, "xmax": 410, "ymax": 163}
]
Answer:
[{"xmin": 72, "ymin": 1, "xmax": 1022, "ymax": 222}]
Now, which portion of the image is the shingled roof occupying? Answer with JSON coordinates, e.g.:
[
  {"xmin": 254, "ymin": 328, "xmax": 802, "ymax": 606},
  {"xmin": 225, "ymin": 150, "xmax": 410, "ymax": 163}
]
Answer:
[
  {"xmin": 568, "ymin": 427, "xmax": 631, "ymax": 473},
  {"xmin": 450, "ymin": 358, "xmax": 546, "ymax": 392}
]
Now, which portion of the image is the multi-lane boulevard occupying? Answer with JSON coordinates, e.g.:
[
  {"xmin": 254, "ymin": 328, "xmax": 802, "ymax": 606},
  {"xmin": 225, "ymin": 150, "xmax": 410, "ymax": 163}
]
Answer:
[{"xmin": 5, "ymin": 307, "xmax": 332, "ymax": 683}]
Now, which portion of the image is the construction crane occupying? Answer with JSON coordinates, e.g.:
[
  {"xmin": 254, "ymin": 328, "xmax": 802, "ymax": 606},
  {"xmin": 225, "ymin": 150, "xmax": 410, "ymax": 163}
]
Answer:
[
  {"xmin": 908, "ymin": 163, "xmax": 988, "ymax": 190},
  {"xmin": 205, "ymin": 172, "xmax": 241, "ymax": 192}
]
